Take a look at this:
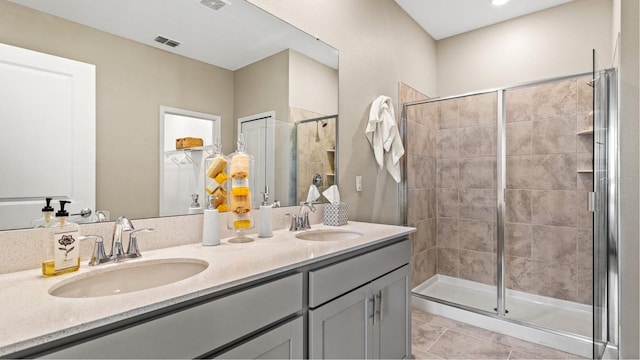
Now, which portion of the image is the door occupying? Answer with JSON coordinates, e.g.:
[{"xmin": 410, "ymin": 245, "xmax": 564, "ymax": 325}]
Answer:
[
  {"xmin": 308, "ymin": 285, "xmax": 372, "ymax": 359},
  {"xmin": 238, "ymin": 112, "xmax": 275, "ymax": 208},
  {"xmin": 0, "ymin": 43, "xmax": 95, "ymax": 230},
  {"xmin": 370, "ymin": 265, "xmax": 410, "ymax": 360},
  {"xmin": 159, "ymin": 106, "xmax": 220, "ymax": 216},
  {"xmin": 592, "ymin": 50, "xmax": 617, "ymax": 359},
  {"xmin": 215, "ymin": 317, "xmax": 303, "ymax": 359}
]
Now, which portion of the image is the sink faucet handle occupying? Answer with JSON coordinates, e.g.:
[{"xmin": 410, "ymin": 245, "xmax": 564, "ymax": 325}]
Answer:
[
  {"xmin": 111, "ymin": 216, "xmax": 134, "ymax": 261},
  {"xmin": 302, "ymin": 212, "xmax": 311, "ymax": 229},
  {"xmin": 125, "ymin": 228, "xmax": 154, "ymax": 259},
  {"xmin": 285, "ymin": 213, "xmax": 299, "ymax": 231},
  {"xmin": 79, "ymin": 235, "xmax": 109, "ymax": 266}
]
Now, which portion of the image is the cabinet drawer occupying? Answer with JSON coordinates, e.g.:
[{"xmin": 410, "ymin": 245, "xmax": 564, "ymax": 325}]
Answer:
[
  {"xmin": 44, "ymin": 273, "xmax": 302, "ymax": 359},
  {"xmin": 216, "ymin": 316, "xmax": 303, "ymax": 359},
  {"xmin": 308, "ymin": 240, "xmax": 409, "ymax": 308}
]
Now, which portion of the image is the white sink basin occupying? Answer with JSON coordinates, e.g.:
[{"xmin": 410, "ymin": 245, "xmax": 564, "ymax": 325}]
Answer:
[
  {"xmin": 295, "ymin": 229, "xmax": 363, "ymax": 241},
  {"xmin": 49, "ymin": 258, "xmax": 209, "ymax": 298}
]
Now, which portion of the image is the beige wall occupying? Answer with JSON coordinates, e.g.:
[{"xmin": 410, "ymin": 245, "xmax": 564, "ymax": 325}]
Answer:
[
  {"xmin": 289, "ymin": 49, "xmax": 338, "ymax": 115},
  {"xmin": 436, "ymin": 0, "xmax": 613, "ymax": 97},
  {"xmin": 249, "ymin": 0, "xmax": 438, "ymax": 224},
  {"xmin": 619, "ymin": 0, "xmax": 640, "ymax": 357},
  {"xmin": 0, "ymin": 1, "xmax": 235, "ymax": 220},
  {"xmin": 234, "ymin": 49, "xmax": 290, "ymax": 129}
]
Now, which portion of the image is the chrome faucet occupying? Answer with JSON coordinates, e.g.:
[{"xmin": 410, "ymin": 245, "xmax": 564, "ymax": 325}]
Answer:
[
  {"xmin": 80, "ymin": 217, "xmax": 153, "ymax": 266},
  {"xmin": 288, "ymin": 202, "xmax": 316, "ymax": 231},
  {"xmin": 125, "ymin": 228, "xmax": 154, "ymax": 258},
  {"xmin": 111, "ymin": 216, "xmax": 134, "ymax": 261},
  {"xmin": 79, "ymin": 235, "xmax": 108, "ymax": 266}
]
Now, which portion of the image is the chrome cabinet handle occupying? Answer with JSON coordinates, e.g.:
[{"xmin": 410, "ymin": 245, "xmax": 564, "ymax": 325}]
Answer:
[
  {"xmin": 375, "ymin": 291, "xmax": 382, "ymax": 320},
  {"xmin": 368, "ymin": 296, "xmax": 375, "ymax": 324}
]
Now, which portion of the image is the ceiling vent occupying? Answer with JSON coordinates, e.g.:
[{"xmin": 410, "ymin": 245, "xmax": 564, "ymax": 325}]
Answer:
[
  {"xmin": 200, "ymin": 0, "xmax": 229, "ymax": 11},
  {"xmin": 154, "ymin": 35, "xmax": 181, "ymax": 48}
]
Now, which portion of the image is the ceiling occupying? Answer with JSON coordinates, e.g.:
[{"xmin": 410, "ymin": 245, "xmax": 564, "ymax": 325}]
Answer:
[
  {"xmin": 394, "ymin": 0, "xmax": 574, "ymax": 40},
  {"xmin": 10, "ymin": 0, "xmax": 338, "ymax": 70}
]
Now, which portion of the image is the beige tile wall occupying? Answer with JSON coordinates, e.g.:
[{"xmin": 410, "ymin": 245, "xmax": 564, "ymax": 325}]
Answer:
[
  {"xmin": 434, "ymin": 92, "xmax": 498, "ymax": 287},
  {"xmin": 400, "ymin": 83, "xmax": 436, "ymax": 288},
  {"xmin": 405, "ymin": 77, "xmax": 593, "ymax": 305},
  {"xmin": 291, "ymin": 108, "xmax": 336, "ymax": 203},
  {"xmin": 504, "ymin": 77, "xmax": 593, "ymax": 304}
]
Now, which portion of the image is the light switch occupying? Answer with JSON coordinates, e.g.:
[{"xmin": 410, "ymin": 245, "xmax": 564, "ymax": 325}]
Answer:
[{"xmin": 356, "ymin": 176, "xmax": 363, "ymax": 192}]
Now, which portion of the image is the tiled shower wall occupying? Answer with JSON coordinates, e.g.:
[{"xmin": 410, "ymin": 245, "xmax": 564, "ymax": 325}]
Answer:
[
  {"xmin": 405, "ymin": 77, "xmax": 594, "ymax": 305},
  {"xmin": 435, "ymin": 93, "xmax": 498, "ymax": 287},
  {"xmin": 292, "ymin": 108, "xmax": 336, "ymax": 203},
  {"xmin": 503, "ymin": 77, "xmax": 593, "ymax": 304},
  {"xmin": 400, "ymin": 83, "xmax": 436, "ymax": 288}
]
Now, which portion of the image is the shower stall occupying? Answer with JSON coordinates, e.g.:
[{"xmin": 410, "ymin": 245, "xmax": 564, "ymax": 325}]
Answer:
[{"xmin": 402, "ymin": 62, "xmax": 618, "ymax": 358}]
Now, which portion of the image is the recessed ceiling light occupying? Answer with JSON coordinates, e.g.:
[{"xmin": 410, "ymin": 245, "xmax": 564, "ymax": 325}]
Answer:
[{"xmin": 492, "ymin": 0, "xmax": 510, "ymax": 5}]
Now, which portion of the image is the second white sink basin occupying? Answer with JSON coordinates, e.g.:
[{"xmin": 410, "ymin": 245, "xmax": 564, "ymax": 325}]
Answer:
[
  {"xmin": 295, "ymin": 229, "xmax": 363, "ymax": 241},
  {"xmin": 49, "ymin": 258, "xmax": 209, "ymax": 298}
]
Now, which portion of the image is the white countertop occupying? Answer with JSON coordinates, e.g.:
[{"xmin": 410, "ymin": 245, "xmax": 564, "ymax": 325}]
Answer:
[{"xmin": 0, "ymin": 221, "xmax": 414, "ymax": 356}]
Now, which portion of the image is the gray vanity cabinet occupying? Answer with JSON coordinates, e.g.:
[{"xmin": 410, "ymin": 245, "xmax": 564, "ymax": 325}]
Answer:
[
  {"xmin": 370, "ymin": 265, "xmax": 411, "ymax": 359},
  {"xmin": 309, "ymin": 284, "xmax": 372, "ymax": 358},
  {"xmin": 22, "ymin": 238, "xmax": 410, "ymax": 360},
  {"xmin": 216, "ymin": 317, "xmax": 303, "ymax": 359},
  {"xmin": 41, "ymin": 273, "xmax": 303, "ymax": 359},
  {"xmin": 308, "ymin": 240, "xmax": 411, "ymax": 359}
]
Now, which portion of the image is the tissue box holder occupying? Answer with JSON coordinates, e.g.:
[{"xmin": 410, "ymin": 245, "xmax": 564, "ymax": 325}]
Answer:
[{"xmin": 324, "ymin": 202, "xmax": 348, "ymax": 226}]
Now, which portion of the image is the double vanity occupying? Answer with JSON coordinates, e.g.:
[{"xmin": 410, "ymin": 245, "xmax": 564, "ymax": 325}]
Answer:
[{"xmin": 0, "ymin": 221, "xmax": 414, "ymax": 359}]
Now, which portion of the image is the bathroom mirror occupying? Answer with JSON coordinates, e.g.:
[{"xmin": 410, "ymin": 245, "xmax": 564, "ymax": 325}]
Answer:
[{"xmin": 0, "ymin": 0, "xmax": 338, "ymax": 230}]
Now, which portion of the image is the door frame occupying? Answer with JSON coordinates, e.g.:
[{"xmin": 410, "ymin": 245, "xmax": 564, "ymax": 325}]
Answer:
[{"xmin": 158, "ymin": 106, "xmax": 221, "ymax": 216}]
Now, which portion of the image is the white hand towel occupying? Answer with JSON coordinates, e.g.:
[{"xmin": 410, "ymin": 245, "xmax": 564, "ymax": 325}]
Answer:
[
  {"xmin": 322, "ymin": 185, "xmax": 341, "ymax": 204},
  {"xmin": 365, "ymin": 95, "xmax": 405, "ymax": 183},
  {"xmin": 307, "ymin": 185, "xmax": 320, "ymax": 203}
]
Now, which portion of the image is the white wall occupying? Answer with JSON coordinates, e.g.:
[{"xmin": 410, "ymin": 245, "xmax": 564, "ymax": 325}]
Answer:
[
  {"xmin": 436, "ymin": 0, "xmax": 613, "ymax": 96},
  {"xmin": 249, "ymin": 0, "xmax": 438, "ymax": 224}
]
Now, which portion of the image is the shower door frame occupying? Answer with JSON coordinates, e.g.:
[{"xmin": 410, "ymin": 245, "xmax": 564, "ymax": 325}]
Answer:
[{"xmin": 401, "ymin": 71, "xmax": 619, "ymax": 348}]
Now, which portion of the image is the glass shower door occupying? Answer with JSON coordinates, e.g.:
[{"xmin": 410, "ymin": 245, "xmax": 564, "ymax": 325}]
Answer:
[{"xmin": 592, "ymin": 49, "xmax": 615, "ymax": 360}]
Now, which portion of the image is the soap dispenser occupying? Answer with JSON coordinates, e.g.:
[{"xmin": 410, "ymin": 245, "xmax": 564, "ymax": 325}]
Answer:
[
  {"xmin": 42, "ymin": 200, "xmax": 80, "ymax": 276},
  {"xmin": 202, "ymin": 195, "xmax": 220, "ymax": 246},
  {"xmin": 32, "ymin": 197, "xmax": 55, "ymax": 228},
  {"xmin": 188, "ymin": 193, "xmax": 203, "ymax": 214},
  {"xmin": 258, "ymin": 186, "xmax": 273, "ymax": 238}
]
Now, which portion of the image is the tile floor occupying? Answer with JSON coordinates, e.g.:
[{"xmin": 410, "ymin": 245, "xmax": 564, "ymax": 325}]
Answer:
[{"xmin": 411, "ymin": 308, "xmax": 588, "ymax": 359}]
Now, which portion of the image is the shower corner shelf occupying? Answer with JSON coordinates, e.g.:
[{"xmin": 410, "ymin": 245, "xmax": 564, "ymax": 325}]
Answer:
[
  {"xmin": 577, "ymin": 129, "xmax": 594, "ymax": 135},
  {"xmin": 577, "ymin": 169, "xmax": 593, "ymax": 173}
]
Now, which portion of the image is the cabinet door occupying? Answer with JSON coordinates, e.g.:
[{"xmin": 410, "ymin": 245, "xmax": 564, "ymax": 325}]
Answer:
[
  {"xmin": 371, "ymin": 265, "xmax": 410, "ymax": 360},
  {"xmin": 215, "ymin": 317, "xmax": 303, "ymax": 359},
  {"xmin": 309, "ymin": 285, "xmax": 372, "ymax": 359}
]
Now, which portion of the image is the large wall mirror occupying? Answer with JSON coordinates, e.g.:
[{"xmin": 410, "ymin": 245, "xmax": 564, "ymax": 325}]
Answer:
[{"xmin": 0, "ymin": 0, "xmax": 338, "ymax": 230}]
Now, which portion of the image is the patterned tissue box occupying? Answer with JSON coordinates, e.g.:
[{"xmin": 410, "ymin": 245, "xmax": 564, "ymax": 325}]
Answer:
[{"xmin": 324, "ymin": 202, "xmax": 348, "ymax": 226}]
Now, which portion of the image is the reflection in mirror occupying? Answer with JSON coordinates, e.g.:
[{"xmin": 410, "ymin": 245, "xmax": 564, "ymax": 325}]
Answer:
[
  {"xmin": 294, "ymin": 115, "xmax": 338, "ymax": 204},
  {"xmin": 159, "ymin": 106, "xmax": 221, "ymax": 216},
  {"xmin": 238, "ymin": 113, "xmax": 338, "ymax": 210},
  {"xmin": 0, "ymin": 0, "xmax": 338, "ymax": 230}
]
